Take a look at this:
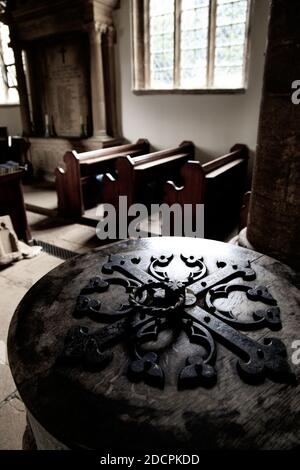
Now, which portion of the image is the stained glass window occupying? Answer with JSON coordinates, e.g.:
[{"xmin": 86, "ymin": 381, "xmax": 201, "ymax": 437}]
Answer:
[{"xmin": 137, "ymin": 0, "xmax": 251, "ymax": 90}]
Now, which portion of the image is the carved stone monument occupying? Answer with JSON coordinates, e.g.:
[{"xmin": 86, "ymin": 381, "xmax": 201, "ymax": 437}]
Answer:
[
  {"xmin": 41, "ymin": 35, "xmax": 91, "ymax": 138},
  {"xmin": 4, "ymin": 0, "xmax": 122, "ymax": 179}
]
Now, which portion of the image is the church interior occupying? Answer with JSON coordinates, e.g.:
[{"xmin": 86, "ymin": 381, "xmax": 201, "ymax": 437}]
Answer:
[{"xmin": 0, "ymin": 0, "xmax": 299, "ymax": 453}]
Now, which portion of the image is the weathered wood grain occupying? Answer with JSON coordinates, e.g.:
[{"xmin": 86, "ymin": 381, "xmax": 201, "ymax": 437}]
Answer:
[{"xmin": 7, "ymin": 238, "xmax": 300, "ymax": 450}]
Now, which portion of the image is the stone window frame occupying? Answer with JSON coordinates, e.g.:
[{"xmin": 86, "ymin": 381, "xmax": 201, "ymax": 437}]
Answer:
[{"xmin": 131, "ymin": 0, "xmax": 253, "ymax": 95}]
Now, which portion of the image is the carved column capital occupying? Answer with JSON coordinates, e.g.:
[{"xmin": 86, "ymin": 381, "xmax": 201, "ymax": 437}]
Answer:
[
  {"xmin": 89, "ymin": 22, "xmax": 107, "ymax": 43},
  {"xmin": 97, "ymin": 22, "xmax": 109, "ymax": 35}
]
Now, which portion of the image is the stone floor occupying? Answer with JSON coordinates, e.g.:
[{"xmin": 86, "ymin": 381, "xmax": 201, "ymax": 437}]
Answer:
[
  {"xmin": 0, "ymin": 210, "xmax": 106, "ymax": 450},
  {"xmin": 22, "ymin": 182, "xmax": 163, "ymax": 233},
  {"xmin": 23, "ymin": 183, "xmax": 58, "ymax": 212}
]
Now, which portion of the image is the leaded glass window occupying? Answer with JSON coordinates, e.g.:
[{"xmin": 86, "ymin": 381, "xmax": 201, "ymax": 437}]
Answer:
[
  {"xmin": 133, "ymin": 0, "xmax": 251, "ymax": 91},
  {"xmin": 214, "ymin": 0, "xmax": 249, "ymax": 88},
  {"xmin": 149, "ymin": 0, "xmax": 175, "ymax": 88},
  {"xmin": 180, "ymin": 0, "xmax": 209, "ymax": 88},
  {"xmin": 0, "ymin": 23, "xmax": 19, "ymax": 104}
]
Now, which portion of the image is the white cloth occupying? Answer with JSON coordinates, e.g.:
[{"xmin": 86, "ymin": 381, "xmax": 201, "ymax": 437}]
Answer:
[{"xmin": 0, "ymin": 215, "xmax": 42, "ymax": 266}]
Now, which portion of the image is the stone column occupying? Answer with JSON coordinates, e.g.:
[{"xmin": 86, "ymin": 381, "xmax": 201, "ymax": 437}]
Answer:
[
  {"xmin": 247, "ymin": 0, "xmax": 300, "ymax": 270},
  {"xmin": 105, "ymin": 25, "xmax": 119, "ymax": 138},
  {"xmin": 9, "ymin": 27, "xmax": 31, "ymax": 136},
  {"xmin": 89, "ymin": 23, "xmax": 107, "ymax": 137}
]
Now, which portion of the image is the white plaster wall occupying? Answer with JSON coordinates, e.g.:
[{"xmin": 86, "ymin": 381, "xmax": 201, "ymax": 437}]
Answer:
[
  {"xmin": 0, "ymin": 105, "xmax": 22, "ymax": 135},
  {"xmin": 114, "ymin": 0, "xmax": 270, "ymax": 163}
]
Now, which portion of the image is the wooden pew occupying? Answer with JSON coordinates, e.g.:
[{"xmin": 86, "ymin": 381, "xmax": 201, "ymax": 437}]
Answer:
[
  {"xmin": 55, "ymin": 139, "xmax": 150, "ymax": 217},
  {"xmin": 163, "ymin": 144, "xmax": 249, "ymax": 240},
  {"xmin": 103, "ymin": 141, "xmax": 195, "ymax": 209}
]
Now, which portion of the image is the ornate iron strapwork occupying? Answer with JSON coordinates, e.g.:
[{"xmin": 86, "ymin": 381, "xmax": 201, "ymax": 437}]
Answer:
[{"xmin": 60, "ymin": 253, "xmax": 294, "ymax": 389}]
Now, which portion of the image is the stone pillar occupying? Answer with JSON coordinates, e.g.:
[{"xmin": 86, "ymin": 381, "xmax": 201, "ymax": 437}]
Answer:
[
  {"xmin": 105, "ymin": 25, "xmax": 119, "ymax": 138},
  {"xmin": 9, "ymin": 27, "xmax": 31, "ymax": 136},
  {"xmin": 89, "ymin": 23, "xmax": 107, "ymax": 137},
  {"xmin": 247, "ymin": 0, "xmax": 300, "ymax": 270}
]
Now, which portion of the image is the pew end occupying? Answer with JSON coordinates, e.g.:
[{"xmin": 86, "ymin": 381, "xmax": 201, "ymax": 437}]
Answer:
[
  {"xmin": 164, "ymin": 160, "xmax": 206, "ymax": 207},
  {"xmin": 55, "ymin": 166, "xmax": 66, "ymax": 176},
  {"xmin": 107, "ymin": 156, "xmax": 137, "ymax": 208},
  {"xmin": 230, "ymin": 143, "xmax": 249, "ymax": 158},
  {"xmin": 102, "ymin": 142, "xmax": 196, "ymax": 212},
  {"xmin": 163, "ymin": 145, "xmax": 249, "ymax": 241},
  {"xmin": 101, "ymin": 172, "xmax": 118, "ymax": 208},
  {"xmin": 55, "ymin": 139, "xmax": 150, "ymax": 218},
  {"xmin": 179, "ymin": 141, "xmax": 195, "ymax": 159},
  {"xmin": 136, "ymin": 138, "xmax": 150, "ymax": 152},
  {"xmin": 55, "ymin": 154, "xmax": 83, "ymax": 217}
]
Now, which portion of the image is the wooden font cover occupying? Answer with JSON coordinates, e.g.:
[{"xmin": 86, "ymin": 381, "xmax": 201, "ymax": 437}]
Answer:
[{"xmin": 8, "ymin": 238, "xmax": 300, "ymax": 450}]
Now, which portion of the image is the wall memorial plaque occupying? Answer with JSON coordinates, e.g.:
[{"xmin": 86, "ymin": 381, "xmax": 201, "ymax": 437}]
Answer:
[{"xmin": 41, "ymin": 35, "xmax": 90, "ymax": 138}]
